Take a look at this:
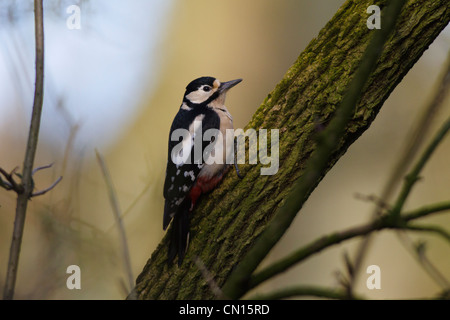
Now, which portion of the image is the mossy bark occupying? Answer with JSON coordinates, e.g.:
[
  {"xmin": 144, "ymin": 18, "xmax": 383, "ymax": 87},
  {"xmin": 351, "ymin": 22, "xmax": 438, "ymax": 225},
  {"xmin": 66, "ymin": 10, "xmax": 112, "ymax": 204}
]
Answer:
[{"xmin": 132, "ymin": 0, "xmax": 449, "ymax": 299}]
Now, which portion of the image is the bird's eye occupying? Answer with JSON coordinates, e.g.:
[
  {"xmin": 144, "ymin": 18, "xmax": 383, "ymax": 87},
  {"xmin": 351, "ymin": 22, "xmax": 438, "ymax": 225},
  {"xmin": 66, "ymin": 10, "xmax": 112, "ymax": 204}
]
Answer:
[{"xmin": 203, "ymin": 86, "xmax": 211, "ymax": 92}]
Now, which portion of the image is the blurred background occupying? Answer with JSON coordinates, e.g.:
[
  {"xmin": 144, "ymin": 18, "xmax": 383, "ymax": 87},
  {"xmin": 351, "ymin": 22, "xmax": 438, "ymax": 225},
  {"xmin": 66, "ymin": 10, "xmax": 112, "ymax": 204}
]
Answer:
[{"xmin": 0, "ymin": 0, "xmax": 449, "ymax": 299}]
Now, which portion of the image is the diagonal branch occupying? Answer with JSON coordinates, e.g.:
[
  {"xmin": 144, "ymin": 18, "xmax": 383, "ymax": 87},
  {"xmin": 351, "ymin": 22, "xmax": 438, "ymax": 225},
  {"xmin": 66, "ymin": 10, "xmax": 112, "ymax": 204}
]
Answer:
[
  {"xmin": 0, "ymin": 167, "xmax": 22, "ymax": 193},
  {"xmin": 96, "ymin": 150, "xmax": 134, "ymax": 296},
  {"xmin": 390, "ymin": 117, "xmax": 450, "ymax": 220},
  {"xmin": 222, "ymin": 0, "xmax": 407, "ymax": 299}
]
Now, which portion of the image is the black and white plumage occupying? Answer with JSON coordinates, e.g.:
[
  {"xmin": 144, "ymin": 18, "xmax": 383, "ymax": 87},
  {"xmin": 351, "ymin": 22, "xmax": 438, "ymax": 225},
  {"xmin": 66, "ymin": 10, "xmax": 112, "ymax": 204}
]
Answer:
[{"xmin": 163, "ymin": 76, "xmax": 242, "ymax": 266}]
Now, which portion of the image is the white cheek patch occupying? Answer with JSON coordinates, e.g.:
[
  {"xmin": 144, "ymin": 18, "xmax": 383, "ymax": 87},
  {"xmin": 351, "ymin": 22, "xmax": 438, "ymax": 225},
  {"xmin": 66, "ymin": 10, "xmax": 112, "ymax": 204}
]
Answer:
[{"xmin": 185, "ymin": 90, "xmax": 213, "ymax": 104}]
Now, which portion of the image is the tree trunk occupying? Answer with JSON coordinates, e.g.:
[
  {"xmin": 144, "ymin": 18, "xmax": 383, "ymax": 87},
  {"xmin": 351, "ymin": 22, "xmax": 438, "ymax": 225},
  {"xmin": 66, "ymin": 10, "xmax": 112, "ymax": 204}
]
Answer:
[{"xmin": 131, "ymin": 0, "xmax": 450, "ymax": 299}]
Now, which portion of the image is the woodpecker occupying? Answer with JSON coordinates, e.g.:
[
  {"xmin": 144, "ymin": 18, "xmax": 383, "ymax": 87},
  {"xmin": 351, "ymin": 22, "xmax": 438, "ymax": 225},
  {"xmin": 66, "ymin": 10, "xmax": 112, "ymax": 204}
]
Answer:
[{"xmin": 163, "ymin": 76, "xmax": 242, "ymax": 266}]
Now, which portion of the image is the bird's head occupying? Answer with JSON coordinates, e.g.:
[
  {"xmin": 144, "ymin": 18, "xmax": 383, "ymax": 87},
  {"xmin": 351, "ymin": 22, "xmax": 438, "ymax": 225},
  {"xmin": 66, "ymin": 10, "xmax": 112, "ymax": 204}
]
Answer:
[{"xmin": 183, "ymin": 76, "xmax": 242, "ymax": 105}]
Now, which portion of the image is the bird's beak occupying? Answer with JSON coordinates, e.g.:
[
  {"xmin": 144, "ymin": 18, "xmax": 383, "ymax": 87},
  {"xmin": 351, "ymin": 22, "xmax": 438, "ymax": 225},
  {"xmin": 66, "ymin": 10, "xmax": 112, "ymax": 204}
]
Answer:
[{"xmin": 219, "ymin": 78, "xmax": 243, "ymax": 93}]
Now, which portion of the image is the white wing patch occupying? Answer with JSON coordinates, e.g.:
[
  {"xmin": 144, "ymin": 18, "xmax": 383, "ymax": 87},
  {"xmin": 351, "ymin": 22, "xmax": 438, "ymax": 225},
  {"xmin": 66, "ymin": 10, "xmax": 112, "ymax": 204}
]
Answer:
[
  {"xmin": 171, "ymin": 114, "xmax": 205, "ymax": 168},
  {"xmin": 184, "ymin": 170, "xmax": 196, "ymax": 181},
  {"xmin": 175, "ymin": 197, "xmax": 184, "ymax": 206}
]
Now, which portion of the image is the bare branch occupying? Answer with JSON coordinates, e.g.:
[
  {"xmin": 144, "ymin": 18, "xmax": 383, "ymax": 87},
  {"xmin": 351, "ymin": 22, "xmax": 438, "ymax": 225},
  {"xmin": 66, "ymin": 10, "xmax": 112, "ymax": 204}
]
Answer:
[
  {"xmin": 31, "ymin": 176, "xmax": 62, "ymax": 197},
  {"xmin": 0, "ymin": 177, "xmax": 12, "ymax": 190},
  {"xmin": 0, "ymin": 167, "xmax": 22, "ymax": 193},
  {"xmin": 95, "ymin": 149, "xmax": 134, "ymax": 296},
  {"xmin": 353, "ymin": 193, "xmax": 391, "ymax": 213},
  {"xmin": 0, "ymin": 170, "xmax": 14, "ymax": 191},
  {"xmin": 397, "ymin": 232, "xmax": 450, "ymax": 290},
  {"xmin": 402, "ymin": 201, "xmax": 450, "ymax": 221},
  {"xmin": 391, "ymin": 118, "xmax": 450, "ymax": 220},
  {"xmin": 31, "ymin": 163, "xmax": 54, "ymax": 175},
  {"xmin": 248, "ymin": 285, "xmax": 364, "ymax": 300},
  {"xmin": 405, "ymin": 224, "xmax": 450, "ymax": 244},
  {"xmin": 3, "ymin": 0, "xmax": 45, "ymax": 300}
]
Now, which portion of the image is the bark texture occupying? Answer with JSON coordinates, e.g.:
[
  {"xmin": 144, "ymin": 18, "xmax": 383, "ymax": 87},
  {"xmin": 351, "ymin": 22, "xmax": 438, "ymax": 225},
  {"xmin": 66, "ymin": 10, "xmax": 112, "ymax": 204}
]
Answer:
[{"xmin": 132, "ymin": 0, "xmax": 450, "ymax": 299}]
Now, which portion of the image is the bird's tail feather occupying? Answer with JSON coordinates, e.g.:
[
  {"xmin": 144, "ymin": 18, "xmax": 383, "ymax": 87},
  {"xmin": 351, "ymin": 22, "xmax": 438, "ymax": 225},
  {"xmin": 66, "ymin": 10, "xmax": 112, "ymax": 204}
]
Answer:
[{"xmin": 168, "ymin": 200, "xmax": 190, "ymax": 266}]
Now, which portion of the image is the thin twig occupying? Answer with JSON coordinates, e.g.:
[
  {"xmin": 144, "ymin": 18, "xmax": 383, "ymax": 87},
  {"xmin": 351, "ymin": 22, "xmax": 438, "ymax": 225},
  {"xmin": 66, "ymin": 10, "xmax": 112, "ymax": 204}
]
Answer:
[
  {"xmin": 0, "ymin": 167, "xmax": 22, "ymax": 193},
  {"xmin": 3, "ymin": 0, "xmax": 45, "ymax": 300},
  {"xmin": 95, "ymin": 150, "xmax": 134, "ymax": 295},
  {"xmin": 392, "ymin": 202, "xmax": 450, "ymax": 289},
  {"xmin": 353, "ymin": 193, "xmax": 391, "ymax": 212},
  {"xmin": 396, "ymin": 231, "xmax": 450, "ymax": 290},
  {"xmin": 1, "ymin": 164, "xmax": 62, "ymax": 197},
  {"xmin": 391, "ymin": 118, "xmax": 450, "ymax": 221},
  {"xmin": 31, "ymin": 176, "xmax": 63, "ymax": 197},
  {"xmin": 32, "ymin": 163, "xmax": 54, "ymax": 175},
  {"xmin": 30, "ymin": 163, "xmax": 62, "ymax": 197},
  {"xmin": 248, "ymin": 285, "xmax": 364, "ymax": 300},
  {"xmin": 0, "ymin": 169, "xmax": 14, "ymax": 190},
  {"xmin": 0, "ymin": 176, "xmax": 12, "ymax": 190},
  {"xmin": 404, "ymin": 224, "xmax": 450, "ymax": 244},
  {"xmin": 396, "ymin": 228, "xmax": 450, "ymax": 291},
  {"xmin": 402, "ymin": 201, "xmax": 450, "ymax": 221}
]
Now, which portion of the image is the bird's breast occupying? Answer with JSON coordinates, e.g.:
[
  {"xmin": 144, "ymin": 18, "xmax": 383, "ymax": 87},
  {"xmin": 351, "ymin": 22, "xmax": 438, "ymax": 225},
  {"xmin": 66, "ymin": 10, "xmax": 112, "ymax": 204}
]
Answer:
[{"xmin": 199, "ymin": 106, "xmax": 234, "ymax": 179}]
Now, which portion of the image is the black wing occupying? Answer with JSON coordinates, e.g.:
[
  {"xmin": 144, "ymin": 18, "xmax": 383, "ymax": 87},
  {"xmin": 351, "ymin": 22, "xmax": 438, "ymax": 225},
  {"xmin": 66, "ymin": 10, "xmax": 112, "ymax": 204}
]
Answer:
[{"xmin": 163, "ymin": 106, "xmax": 220, "ymax": 229}]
